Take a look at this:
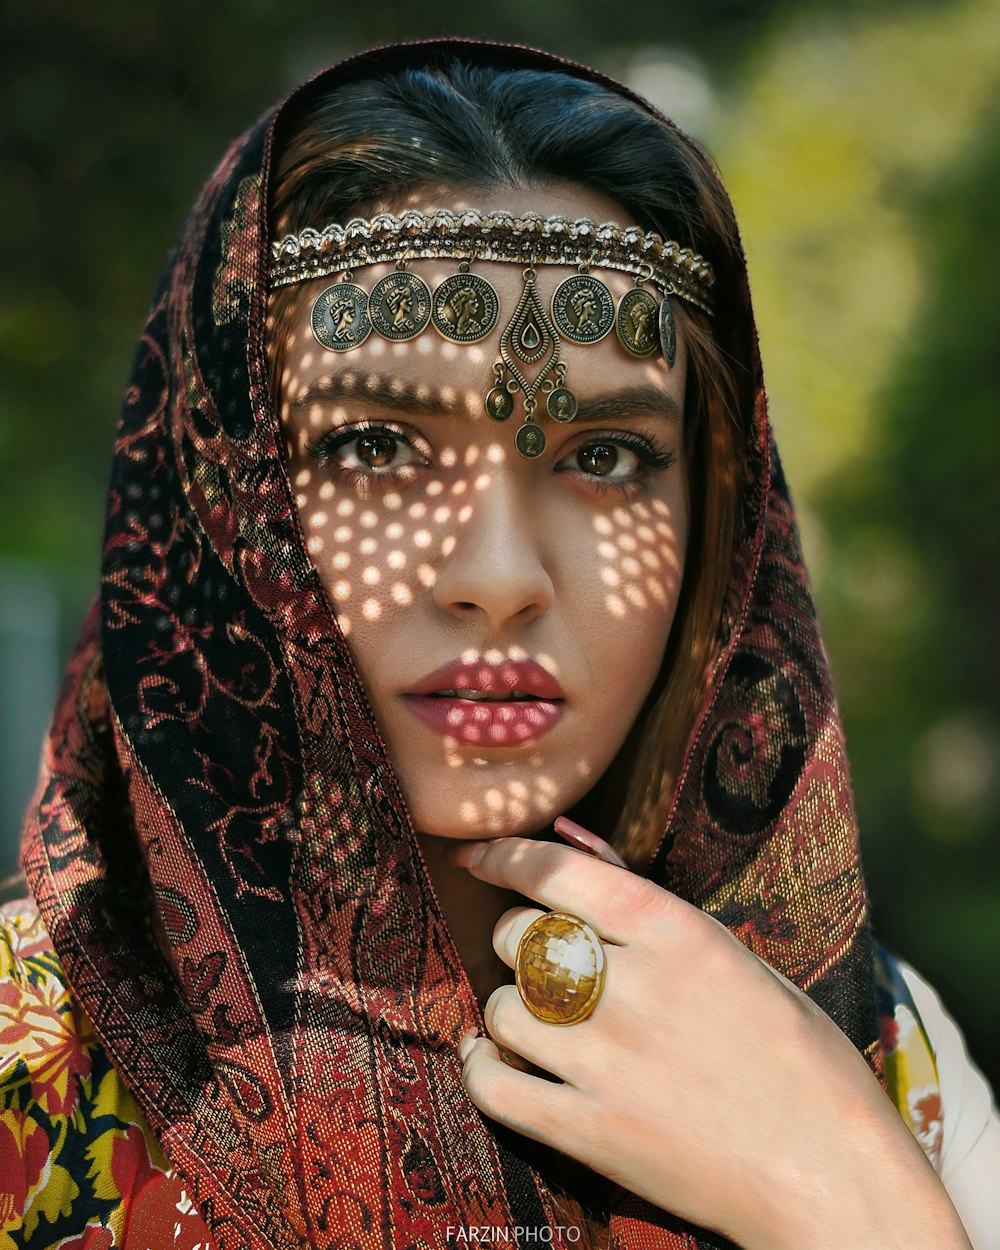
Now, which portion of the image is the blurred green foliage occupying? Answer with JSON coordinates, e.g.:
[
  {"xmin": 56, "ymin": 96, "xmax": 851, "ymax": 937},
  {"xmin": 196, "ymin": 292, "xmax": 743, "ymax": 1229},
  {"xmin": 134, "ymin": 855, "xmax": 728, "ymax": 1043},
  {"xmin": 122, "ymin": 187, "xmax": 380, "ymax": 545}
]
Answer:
[
  {"xmin": 2, "ymin": 0, "xmax": 998, "ymax": 1090},
  {"xmin": 716, "ymin": 0, "xmax": 1000, "ymax": 1087}
]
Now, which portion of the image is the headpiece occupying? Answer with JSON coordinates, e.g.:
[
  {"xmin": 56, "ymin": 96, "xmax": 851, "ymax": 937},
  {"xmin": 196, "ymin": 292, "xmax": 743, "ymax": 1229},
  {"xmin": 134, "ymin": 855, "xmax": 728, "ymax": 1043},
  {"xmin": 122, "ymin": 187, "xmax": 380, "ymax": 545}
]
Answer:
[{"xmin": 269, "ymin": 210, "xmax": 714, "ymax": 457}]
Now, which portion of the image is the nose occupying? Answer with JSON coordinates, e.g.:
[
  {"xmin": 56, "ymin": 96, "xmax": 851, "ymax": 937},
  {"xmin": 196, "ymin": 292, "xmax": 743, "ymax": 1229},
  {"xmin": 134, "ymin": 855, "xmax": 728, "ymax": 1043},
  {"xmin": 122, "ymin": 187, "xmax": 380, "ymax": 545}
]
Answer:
[{"xmin": 432, "ymin": 467, "xmax": 554, "ymax": 630}]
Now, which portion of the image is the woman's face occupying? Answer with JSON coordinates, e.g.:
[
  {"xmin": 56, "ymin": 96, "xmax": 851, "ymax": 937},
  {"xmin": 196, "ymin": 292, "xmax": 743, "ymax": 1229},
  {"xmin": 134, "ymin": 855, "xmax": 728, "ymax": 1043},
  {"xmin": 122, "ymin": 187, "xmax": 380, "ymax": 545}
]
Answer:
[{"xmin": 278, "ymin": 186, "xmax": 689, "ymax": 840}]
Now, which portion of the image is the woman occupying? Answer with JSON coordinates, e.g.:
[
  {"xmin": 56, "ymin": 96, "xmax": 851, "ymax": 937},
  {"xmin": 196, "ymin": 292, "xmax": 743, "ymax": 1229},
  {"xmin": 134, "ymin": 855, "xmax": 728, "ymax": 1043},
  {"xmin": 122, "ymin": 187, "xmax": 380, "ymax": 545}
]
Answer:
[{"xmin": 3, "ymin": 40, "xmax": 997, "ymax": 1250}]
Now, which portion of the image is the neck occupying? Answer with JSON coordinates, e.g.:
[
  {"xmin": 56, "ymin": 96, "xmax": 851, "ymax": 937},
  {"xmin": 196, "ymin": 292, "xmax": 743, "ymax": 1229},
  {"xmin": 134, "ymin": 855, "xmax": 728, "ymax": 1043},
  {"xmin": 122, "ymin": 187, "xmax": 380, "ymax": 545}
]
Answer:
[{"xmin": 416, "ymin": 832, "xmax": 527, "ymax": 1009}]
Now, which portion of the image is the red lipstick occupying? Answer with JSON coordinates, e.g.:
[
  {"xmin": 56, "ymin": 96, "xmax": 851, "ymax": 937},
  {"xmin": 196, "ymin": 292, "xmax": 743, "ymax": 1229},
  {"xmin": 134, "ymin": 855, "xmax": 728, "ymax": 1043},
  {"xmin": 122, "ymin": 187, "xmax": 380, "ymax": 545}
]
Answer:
[{"xmin": 405, "ymin": 658, "xmax": 565, "ymax": 746}]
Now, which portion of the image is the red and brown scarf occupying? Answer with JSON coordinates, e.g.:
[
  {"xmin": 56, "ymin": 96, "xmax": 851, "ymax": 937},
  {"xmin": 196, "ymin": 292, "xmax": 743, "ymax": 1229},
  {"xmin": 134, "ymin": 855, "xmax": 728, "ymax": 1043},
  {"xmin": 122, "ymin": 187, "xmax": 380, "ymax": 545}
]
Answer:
[{"xmin": 21, "ymin": 41, "xmax": 881, "ymax": 1250}]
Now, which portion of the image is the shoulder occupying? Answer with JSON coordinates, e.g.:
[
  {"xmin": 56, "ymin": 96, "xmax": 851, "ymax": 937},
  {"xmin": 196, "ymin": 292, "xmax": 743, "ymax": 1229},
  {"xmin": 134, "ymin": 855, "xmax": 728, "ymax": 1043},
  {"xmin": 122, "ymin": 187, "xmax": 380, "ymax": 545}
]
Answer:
[
  {"xmin": 0, "ymin": 898, "xmax": 210, "ymax": 1248},
  {"xmin": 876, "ymin": 943, "xmax": 1000, "ymax": 1250}
]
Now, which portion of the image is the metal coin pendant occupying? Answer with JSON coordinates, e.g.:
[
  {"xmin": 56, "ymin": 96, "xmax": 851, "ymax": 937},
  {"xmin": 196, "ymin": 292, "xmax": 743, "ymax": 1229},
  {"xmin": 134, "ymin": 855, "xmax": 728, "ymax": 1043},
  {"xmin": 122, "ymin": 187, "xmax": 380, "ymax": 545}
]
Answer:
[
  {"xmin": 485, "ymin": 387, "xmax": 515, "ymax": 422},
  {"xmin": 659, "ymin": 294, "xmax": 677, "ymax": 367},
  {"xmin": 432, "ymin": 273, "xmax": 500, "ymax": 343},
  {"xmin": 515, "ymin": 423, "xmax": 547, "ymax": 459},
  {"xmin": 312, "ymin": 283, "xmax": 372, "ymax": 351},
  {"xmin": 616, "ymin": 288, "xmax": 661, "ymax": 358},
  {"xmin": 369, "ymin": 272, "xmax": 432, "ymax": 341},
  {"xmin": 310, "ymin": 283, "xmax": 372, "ymax": 352},
  {"xmin": 551, "ymin": 274, "xmax": 615, "ymax": 344},
  {"xmin": 546, "ymin": 387, "xmax": 578, "ymax": 422}
]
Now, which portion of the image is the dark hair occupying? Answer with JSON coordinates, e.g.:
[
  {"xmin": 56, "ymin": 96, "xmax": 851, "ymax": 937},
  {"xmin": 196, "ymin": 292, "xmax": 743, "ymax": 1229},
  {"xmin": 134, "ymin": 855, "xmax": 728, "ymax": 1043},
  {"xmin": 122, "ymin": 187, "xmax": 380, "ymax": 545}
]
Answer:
[
  {"xmin": 270, "ymin": 65, "xmax": 724, "ymax": 247},
  {"xmin": 268, "ymin": 60, "xmax": 751, "ymax": 866}
]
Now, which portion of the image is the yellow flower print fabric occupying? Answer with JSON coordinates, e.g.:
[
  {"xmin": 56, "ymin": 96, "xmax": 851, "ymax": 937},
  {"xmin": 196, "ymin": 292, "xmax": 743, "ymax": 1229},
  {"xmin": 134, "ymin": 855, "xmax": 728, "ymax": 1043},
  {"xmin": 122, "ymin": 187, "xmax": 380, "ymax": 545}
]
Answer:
[
  {"xmin": 875, "ymin": 941, "xmax": 944, "ymax": 1171},
  {"xmin": 0, "ymin": 900, "xmax": 215, "ymax": 1249}
]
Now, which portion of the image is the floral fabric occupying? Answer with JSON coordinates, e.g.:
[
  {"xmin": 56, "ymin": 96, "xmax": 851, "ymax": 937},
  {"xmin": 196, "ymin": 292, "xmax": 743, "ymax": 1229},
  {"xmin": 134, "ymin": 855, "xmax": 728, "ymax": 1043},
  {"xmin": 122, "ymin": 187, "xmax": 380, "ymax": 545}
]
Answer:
[
  {"xmin": 0, "ymin": 900, "xmax": 213, "ymax": 1249},
  {"xmin": 875, "ymin": 941, "xmax": 944, "ymax": 1169}
]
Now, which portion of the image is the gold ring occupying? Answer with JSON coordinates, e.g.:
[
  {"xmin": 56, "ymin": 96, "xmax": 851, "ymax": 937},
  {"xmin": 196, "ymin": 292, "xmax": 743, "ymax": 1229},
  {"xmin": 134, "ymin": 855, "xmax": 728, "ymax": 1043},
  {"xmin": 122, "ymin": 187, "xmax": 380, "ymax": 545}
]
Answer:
[{"xmin": 514, "ymin": 911, "xmax": 606, "ymax": 1026}]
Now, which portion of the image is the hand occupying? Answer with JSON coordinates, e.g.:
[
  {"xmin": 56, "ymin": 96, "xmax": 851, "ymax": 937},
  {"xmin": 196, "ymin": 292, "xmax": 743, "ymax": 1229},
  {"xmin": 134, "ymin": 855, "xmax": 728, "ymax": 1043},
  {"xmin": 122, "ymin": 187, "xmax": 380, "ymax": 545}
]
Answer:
[{"xmin": 448, "ymin": 834, "xmax": 973, "ymax": 1250}]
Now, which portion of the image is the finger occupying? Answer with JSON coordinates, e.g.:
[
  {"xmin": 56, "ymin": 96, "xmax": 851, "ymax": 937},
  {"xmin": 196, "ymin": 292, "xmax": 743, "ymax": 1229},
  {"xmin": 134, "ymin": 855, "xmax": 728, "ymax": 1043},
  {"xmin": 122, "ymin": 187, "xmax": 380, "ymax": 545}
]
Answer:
[
  {"xmin": 450, "ymin": 837, "xmax": 669, "ymax": 944},
  {"xmin": 460, "ymin": 1030, "xmax": 586, "ymax": 1151},
  {"xmin": 492, "ymin": 905, "xmax": 545, "ymax": 968},
  {"xmin": 482, "ymin": 983, "xmax": 603, "ymax": 1085}
]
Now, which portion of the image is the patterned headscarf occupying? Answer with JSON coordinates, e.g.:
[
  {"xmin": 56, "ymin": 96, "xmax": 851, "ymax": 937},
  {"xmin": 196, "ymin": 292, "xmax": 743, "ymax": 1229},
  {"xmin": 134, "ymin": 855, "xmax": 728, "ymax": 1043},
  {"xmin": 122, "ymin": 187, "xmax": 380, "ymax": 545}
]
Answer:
[{"xmin": 20, "ymin": 40, "xmax": 880, "ymax": 1250}]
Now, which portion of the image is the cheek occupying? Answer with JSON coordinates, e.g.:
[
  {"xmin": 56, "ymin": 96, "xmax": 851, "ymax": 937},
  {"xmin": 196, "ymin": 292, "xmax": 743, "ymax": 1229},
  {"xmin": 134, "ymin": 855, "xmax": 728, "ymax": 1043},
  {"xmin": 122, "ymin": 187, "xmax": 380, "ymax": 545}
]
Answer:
[
  {"xmin": 295, "ymin": 480, "xmax": 472, "ymax": 639},
  {"xmin": 587, "ymin": 497, "xmax": 687, "ymax": 624},
  {"xmin": 570, "ymin": 478, "xmax": 688, "ymax": 652}
]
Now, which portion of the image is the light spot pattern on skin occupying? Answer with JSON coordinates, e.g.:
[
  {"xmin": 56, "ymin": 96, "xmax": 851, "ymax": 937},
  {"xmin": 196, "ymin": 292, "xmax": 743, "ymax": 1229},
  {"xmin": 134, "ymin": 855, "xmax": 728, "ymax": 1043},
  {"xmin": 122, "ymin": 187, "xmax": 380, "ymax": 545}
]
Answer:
[{"xmin": 277, "ymin": 185, "xmax": 690, "ymax": 841}]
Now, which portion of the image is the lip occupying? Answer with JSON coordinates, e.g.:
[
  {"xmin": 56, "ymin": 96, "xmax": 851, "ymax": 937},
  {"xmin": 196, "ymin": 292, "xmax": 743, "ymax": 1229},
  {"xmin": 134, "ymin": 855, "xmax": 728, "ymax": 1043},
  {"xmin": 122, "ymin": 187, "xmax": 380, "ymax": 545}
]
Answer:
[
  {"xmin": 405, "ymin": 658, "xmax": 565, "ymax": 746},
  {"xmin": 409, "ymin": 658, "xmax": 565, "ymax": 700}
]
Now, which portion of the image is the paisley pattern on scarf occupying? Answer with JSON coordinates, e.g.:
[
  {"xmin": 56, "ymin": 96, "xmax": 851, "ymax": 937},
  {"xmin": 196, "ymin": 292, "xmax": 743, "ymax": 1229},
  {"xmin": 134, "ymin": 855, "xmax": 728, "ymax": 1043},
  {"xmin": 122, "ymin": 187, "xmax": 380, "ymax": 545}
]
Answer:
[
  {"xmin": 18, "ymin": 41, "xmax": 887, "ymax": 1250},
  {"xmin": 0, "ymin": 902, "xmax": 941, "ymax": 1248}
]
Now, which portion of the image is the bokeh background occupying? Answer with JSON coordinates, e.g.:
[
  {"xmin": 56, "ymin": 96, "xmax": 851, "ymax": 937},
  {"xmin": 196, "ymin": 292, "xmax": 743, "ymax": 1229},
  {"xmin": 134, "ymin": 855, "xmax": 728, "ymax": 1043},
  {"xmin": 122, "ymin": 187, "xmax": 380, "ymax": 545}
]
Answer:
[{"xmin": 3, "ymin": 0, "xmax": 998, "ymax": 1093}]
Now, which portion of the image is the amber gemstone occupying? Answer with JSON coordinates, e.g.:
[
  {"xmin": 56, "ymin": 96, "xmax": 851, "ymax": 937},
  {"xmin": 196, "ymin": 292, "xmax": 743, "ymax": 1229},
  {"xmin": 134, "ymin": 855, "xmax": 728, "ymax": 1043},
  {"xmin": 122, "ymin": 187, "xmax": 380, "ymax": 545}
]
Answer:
[{"xmin": 515, "ymin": 912, "xmax": 606, "ymax": 1026}]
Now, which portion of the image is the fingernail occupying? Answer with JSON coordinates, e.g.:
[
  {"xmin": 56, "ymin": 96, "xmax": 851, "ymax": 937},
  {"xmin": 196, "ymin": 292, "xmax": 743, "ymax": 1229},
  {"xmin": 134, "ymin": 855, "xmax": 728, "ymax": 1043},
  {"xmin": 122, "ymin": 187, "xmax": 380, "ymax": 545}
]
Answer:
[
  {"xmin": 554, "ymin": 816, "xmax": 629, "ymax": 869},
  {"xmin": 459, "ymin": 1027, "xmax": 478, "ymax": 1061}
]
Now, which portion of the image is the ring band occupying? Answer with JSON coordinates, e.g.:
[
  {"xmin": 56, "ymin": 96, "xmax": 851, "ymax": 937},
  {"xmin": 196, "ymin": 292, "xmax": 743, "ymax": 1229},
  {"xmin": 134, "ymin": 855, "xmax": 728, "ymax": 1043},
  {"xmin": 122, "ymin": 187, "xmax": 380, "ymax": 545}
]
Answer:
[{"xmin": 514, "ymin": 911, "xmax": 606, "ymax": 1026}]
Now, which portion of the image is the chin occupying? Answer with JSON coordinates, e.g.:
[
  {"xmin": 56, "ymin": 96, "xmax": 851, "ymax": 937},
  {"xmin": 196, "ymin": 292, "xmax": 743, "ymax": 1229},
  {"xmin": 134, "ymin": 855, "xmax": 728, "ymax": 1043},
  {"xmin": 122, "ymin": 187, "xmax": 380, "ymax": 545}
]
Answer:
[
  {"xmin": 405, "ymin": 782, "xmax": 568, "ymax": 841},
  {"xmin": 397, "ymin": 748, "xmax": 609, "ymax": 841}
]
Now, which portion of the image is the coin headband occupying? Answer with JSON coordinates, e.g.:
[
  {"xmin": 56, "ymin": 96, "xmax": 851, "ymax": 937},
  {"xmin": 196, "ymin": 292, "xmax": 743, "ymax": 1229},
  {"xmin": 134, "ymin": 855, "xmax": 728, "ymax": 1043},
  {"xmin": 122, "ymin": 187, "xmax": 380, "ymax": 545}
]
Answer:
[
  {"xmin": 268, "ymin": 211, "xmax": 715, "ymax": 459},
  {"xmin": 269, "ymin": 210, "xmax": 713, "ymax": 310}
]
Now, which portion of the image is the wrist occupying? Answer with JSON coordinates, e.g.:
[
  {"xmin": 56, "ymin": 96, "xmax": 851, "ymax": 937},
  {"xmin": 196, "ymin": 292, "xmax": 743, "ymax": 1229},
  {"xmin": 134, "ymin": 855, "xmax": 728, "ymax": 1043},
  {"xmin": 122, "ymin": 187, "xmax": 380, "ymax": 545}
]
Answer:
[{"xmin": 737, "ymin": 1103, "xmax": 972, "ymax": 1250}]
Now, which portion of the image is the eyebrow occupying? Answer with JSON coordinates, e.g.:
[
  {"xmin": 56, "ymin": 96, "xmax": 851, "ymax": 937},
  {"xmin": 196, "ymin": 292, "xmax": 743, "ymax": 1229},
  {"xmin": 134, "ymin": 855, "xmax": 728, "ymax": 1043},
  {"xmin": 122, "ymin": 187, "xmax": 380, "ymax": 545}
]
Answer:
[{"xmin": 291, "ymin": 374, "xmax": 683, "ymax": 427}]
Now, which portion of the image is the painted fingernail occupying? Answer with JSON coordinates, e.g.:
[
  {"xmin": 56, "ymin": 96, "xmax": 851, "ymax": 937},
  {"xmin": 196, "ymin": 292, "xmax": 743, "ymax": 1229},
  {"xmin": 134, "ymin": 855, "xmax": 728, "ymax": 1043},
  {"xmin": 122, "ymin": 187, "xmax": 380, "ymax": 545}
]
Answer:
[
  {"xmin": 554, "ymin": 816, "xmax": 629, "ymax": 869},
  {"xmin": 459, "ymin": 1027, "xmax": 478, "ymax": 1061}
]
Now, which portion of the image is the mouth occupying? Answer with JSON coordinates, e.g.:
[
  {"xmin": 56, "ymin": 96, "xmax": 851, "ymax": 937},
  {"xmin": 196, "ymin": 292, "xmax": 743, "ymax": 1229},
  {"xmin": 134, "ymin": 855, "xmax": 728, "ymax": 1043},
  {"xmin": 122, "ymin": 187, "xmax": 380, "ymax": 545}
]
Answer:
[
  {"xmin": 425, "ymin": 688, "xmax": 544, "ymax": 702},
  {"xmin": 405, "ymin": 659, "xmax": 566, "ymax": 745}
]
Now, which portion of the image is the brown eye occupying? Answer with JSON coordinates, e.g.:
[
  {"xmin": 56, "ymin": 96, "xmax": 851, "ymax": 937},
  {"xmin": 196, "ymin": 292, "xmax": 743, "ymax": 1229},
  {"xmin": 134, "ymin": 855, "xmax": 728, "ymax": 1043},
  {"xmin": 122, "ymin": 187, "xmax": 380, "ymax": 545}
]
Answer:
[
  {"xmin": 577, "ymin": 443, "xmax": 622, "ymax": 476},
  {"xmin": 357, "ymin": 434, "xmax": 398, "ymax": 468},
  {"xmin": 555, "ymin": 433, "xmax": 678, "ymax": 492},
  {"xmin": 311, "ymin": 423, "xmax": 426, "ymax": 481}
]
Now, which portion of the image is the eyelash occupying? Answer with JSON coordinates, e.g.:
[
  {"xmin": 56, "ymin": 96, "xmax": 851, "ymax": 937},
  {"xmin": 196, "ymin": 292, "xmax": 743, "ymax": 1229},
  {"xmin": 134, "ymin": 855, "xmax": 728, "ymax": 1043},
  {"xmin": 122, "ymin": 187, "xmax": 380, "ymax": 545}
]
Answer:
[
  {"xmin": 557, "ymin": 428, "xmax": 678, "ymax": 497},
  {"xmin": 308, "ymin": 421, "xmax": 429, "ymax": 494},
  {"xmin": 307, "ymin": 421, "xmax": 678, "ymax": 497}
]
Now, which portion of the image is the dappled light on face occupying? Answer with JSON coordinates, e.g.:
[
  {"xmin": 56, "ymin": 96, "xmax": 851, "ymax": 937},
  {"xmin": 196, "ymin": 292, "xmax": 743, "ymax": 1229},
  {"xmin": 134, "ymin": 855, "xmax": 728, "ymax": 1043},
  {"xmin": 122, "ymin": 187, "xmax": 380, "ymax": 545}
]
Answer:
[
  {"xmin": 455, "ymin": 754, "xmax": 562, "ymax": 834},
  {"xmin": 592, "ymin": 499, "xmax": 682, "ymax": 616},
  {"xmin": 478, "ymin": 647, "xmax": 529, "ymax": 665},
  {"xmin": 275, "ymin": 252, "xmax": 689, "ymax": 843},
  {"xmin": 284, "ymin": 409, "xmax": 684, "ymax": 834}
]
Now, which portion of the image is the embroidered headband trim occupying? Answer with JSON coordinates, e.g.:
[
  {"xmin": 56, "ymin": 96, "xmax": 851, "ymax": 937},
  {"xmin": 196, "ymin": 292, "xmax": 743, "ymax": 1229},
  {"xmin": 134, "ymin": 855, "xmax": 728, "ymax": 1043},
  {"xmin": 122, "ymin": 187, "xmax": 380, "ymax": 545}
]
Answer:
[
  {"xmin": 268, "ymin": 211, "xmax": 714, "ymax": 459},
  {"xmin": 270, "ymin": 210, "xmax": 713, "ymax": 311}
]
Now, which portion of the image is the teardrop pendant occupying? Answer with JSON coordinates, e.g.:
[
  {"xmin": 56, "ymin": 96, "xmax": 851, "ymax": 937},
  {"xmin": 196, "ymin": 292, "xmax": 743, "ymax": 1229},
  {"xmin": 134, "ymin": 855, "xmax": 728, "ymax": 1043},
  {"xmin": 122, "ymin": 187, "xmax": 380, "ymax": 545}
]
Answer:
[
  {"xmin": 519, "ymin": 318, "xmax": 542, "ymax": 355},
  {"xmin": 506, "ymin": 274, "xmax": 554, "ymax": 366}
]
